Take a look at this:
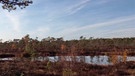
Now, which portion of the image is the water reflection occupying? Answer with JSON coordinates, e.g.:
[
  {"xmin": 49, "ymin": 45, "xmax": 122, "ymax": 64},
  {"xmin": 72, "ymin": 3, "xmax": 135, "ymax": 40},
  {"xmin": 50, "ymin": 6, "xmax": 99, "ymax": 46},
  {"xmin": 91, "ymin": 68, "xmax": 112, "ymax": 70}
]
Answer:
[
  {"xmin": 32, "ymin": 55, "xmax": 135, "ymax": 65},
  {"xmin": 0, "ymin": 58, "xmax": 13, "ymax": 61},
  {"xmin": 1, "ymin": 55, "xmax": 135, "ymax": 65}
]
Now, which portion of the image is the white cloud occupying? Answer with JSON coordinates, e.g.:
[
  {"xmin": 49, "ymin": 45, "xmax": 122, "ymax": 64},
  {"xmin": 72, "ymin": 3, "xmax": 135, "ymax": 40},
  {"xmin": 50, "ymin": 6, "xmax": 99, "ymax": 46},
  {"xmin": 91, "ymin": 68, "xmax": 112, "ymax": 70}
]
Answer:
[
  {"xmin": 66, "ymin": 0, "xmax": 91, "ymax": 15},
  {"xmin": 5, "ymin": 13, "xmax": 20, "ymax": 32},
  {"xmin": 4, "ymin": 10, "xmax": 26, "ymax": 32},
  {"xmin": 0, "ymin": 9, "xmax": 28, "ymax": 41}
]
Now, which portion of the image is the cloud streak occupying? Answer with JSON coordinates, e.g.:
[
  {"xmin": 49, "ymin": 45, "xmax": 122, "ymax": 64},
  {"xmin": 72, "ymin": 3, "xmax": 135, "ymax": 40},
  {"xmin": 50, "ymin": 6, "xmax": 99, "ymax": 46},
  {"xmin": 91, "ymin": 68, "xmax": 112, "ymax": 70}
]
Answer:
[
  {"xmin": 0, "ymin": 0, "xmax": 134, "ymax": 40},
  {"xmin": 66, "ymin": 0, "xmax": 90, "ymax": 15},
  {"xmin": 56, "ymin": 15, "xmax": 135, "ymax": 37}
]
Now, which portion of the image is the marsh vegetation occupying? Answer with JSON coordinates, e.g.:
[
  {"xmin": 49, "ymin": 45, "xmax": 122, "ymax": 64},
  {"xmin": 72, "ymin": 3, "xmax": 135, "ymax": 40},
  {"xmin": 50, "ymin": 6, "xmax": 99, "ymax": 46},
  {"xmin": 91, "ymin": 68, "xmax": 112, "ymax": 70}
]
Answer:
[{"xmin": 0, "ymin": 35, "xmax": 135, "ymax": 76}]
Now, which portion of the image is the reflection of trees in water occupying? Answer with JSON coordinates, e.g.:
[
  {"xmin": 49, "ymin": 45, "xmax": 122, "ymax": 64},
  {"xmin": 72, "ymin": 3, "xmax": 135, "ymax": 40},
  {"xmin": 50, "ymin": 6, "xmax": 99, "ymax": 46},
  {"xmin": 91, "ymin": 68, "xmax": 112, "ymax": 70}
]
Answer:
[
  {"xmin": 31, "ymin": 55, "xmax": 128, "ymax": 65},
  {"xmin": 93, "ymin": 56, "xmax": 98, "ymax": 64},
  {"xmin": 117, "ymin": 56, "xmax": 123, "ymax": 63},
  {"xmin": 80, "ymin": 56, "xmax": 85, "ymax": 63},
  {"xmin": 90, "ymin": 56, "xmax": 94, "ymax": 63},
  {"xmin": 57, "ymin": 56, "xmax": 66, "ymax": 62},
  {"xmin": 101, "ymin": 56, "xmax": 104, "ymax": 62},
  {"xmin": 97, "ymin": 56, "xmax": 100, "ymax": 63}
]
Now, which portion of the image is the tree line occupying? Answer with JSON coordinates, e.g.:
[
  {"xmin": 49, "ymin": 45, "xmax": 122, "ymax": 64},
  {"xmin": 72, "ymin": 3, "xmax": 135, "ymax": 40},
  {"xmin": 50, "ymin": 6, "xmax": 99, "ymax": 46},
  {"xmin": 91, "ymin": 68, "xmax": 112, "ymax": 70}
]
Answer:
[{"xmin": 0, "ymin": 35, "xmax": 135, "ymax": 56}]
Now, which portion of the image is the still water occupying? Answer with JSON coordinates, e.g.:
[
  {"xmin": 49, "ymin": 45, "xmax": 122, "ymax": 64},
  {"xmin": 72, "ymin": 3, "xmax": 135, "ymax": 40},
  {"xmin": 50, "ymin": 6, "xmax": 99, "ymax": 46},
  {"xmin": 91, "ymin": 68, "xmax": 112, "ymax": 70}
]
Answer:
[
  {"xmin": 32, "ymin": 55, "xmax": 135, "ymax": 65},
  {"xmin": 0, "ymin": 55, "xmax": 135, "ymax": 65}
]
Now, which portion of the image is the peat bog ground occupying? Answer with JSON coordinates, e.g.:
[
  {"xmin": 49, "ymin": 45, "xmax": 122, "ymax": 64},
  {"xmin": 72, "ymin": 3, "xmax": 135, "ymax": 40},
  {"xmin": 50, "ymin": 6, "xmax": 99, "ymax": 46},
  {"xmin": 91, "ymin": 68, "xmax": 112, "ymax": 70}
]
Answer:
[{"xmin": 0, "ymin": 36, "xmax": 135, "ymax": 76}]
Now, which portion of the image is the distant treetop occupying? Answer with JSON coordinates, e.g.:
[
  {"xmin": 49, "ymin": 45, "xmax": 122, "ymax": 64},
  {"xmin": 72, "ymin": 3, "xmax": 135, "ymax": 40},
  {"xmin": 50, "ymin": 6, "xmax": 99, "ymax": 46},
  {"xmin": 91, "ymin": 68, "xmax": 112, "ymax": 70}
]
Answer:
[{"xmin": 0, "ymin": 0, "xmax": 33, "ymax": 11}]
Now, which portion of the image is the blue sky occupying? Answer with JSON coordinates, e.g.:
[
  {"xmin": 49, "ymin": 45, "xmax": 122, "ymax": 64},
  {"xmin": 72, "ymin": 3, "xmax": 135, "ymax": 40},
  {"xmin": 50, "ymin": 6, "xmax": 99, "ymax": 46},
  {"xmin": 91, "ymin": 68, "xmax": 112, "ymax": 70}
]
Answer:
[{"xmin": 0, "ymin": 0, "xmax": 135, "ymax": 41}]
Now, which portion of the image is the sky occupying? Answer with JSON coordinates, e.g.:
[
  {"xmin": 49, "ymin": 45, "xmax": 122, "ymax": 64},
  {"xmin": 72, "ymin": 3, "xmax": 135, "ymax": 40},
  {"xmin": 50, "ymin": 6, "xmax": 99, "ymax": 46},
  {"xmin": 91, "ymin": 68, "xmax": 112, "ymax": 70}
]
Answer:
[{"xmin": 0, "ymin": 0, "xmax": 135, "ymax": 41}]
